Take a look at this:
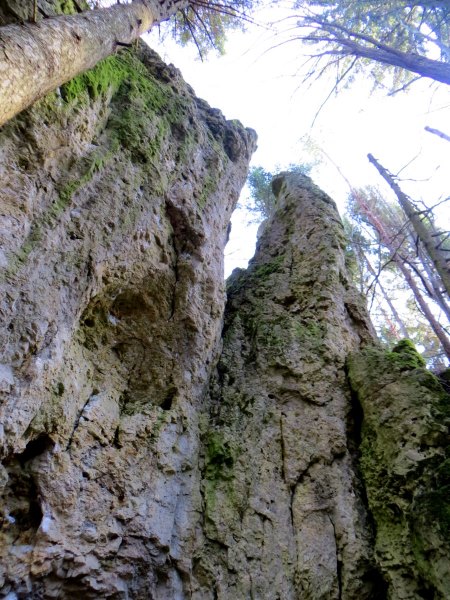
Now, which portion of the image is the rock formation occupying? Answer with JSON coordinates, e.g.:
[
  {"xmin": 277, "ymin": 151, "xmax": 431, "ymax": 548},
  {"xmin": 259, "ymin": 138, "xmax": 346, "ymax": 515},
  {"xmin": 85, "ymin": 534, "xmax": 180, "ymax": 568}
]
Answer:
[
  {"xmin": 0, "ymin": 5, "xmax": 449, "ymax": 598},
  {"xmin": 192, "ymin": 173, "xmax": 378, "ymax": 599},
  {"xmin": 0, "ymin": 36, "xmax": 255, "ymax": 598},
  {"xmin": 348, "ymin": 342, "xmax": 450, "ymax": 599}
]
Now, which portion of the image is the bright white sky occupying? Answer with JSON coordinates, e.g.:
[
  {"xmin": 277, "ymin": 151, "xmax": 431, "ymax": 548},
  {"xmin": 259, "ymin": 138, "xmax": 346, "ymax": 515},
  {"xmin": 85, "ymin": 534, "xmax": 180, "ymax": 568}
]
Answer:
[{"xmin": 145, "ymin": 6, "xmax": 450, "ymax": 277}]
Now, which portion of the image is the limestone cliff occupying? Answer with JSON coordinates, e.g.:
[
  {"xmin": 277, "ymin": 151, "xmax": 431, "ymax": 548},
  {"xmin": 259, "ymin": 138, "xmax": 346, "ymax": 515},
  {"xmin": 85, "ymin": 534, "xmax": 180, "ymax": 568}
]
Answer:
[
  {"xmin": 0, "ymin": 40, "xmax": 255, "ymax": 598},
  {"xmin": 1, "ymin": 10, "xmax": 449, "ymax": 599},
  {"xmin": 348, "ymin": 342, "xmax": 450, "ymax": 599},
  {"xmin": 193, "ymin": 173, "xmax": 379, "ymax": 599}
]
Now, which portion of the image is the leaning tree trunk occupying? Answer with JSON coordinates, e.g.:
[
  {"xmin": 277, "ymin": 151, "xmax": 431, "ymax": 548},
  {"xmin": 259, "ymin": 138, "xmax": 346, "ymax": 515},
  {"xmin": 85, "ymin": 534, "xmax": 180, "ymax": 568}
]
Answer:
[
  {"xmin": 0, "ymin": 0, "xmax": 187, "ymax": 127},
  {"xmin": 368, "ymin": 153, "xmax": 450, "ymax": 300},
  {"xmin": 354, "ymin": 189, "xmax": 450, "ymax": 360},
  {"xmin": 309, "ymin": 19, "xmax": 450, "ymax": 86},
  {"xmin": 395, "ymin": 257, "xmax": 450, "ymax": 360}
]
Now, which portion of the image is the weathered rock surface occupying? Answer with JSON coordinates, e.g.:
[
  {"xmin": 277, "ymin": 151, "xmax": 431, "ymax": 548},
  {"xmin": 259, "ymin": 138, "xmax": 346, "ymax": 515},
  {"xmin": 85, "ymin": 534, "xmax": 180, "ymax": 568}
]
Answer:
[
  {"xmin": 0, "ymin": 0, "xmax": 88, "ymax": 25},
  {"xmin": 1, "ymin": 4, "xmax": 449, "ymax": 597},
  {"xmin": 192, "ymin": 173, "xmax": 381, "ymax": 599},
  {"xmin": 348, "ymin": 341, "xmax": 450, "ymax": 600},
  {"xmin": 0, "ymin": 41, "xmax": 255, "ymax": 598}
]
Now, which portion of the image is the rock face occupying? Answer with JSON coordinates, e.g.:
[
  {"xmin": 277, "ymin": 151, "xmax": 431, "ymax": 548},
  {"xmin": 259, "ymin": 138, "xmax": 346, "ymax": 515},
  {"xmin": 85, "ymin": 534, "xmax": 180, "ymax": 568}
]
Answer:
[
  {"xmin": 0, "ymin": 41, "xmax": 255, "ymax": 598},
  {"xmin": 192, "ymin": 173, "xmax": 380, "ymax": 599},
  {"xmin": 1, "ymin": 8, "xmax": 449, "ymax": 598},
  {"xmin": 348, "ymin": 342, "xmax": 450, "ymax": 599}
]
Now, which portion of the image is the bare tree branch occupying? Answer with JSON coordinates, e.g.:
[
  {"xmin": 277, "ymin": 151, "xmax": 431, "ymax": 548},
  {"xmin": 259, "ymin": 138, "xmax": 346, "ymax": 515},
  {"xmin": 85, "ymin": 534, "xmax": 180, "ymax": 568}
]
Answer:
[{"xmin": 425, "ymin": 125, "xmax": 450, "ymax": 142}]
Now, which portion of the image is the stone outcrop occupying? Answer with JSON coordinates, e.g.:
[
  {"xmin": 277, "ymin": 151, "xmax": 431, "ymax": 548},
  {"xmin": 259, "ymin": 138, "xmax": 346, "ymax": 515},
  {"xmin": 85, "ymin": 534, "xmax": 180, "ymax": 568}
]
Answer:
[
  {"xmin": 348, "ymin": 341, "xmax": 450, "ymax": 599},
  {"xmin": 0, "ymin": 41, "xmax": 255, "ymax": 598},
  {"xmin": 193, "ymin": 173, "xmax": 381, "ymax": 599},
  {"xmin": 0, "ymin": 6, "xmax": 449, "ymax": 597}
]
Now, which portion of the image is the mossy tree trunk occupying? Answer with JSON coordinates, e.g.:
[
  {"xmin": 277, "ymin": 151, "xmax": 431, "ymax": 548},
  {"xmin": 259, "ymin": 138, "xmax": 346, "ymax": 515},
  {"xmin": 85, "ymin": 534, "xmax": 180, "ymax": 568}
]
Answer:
[{"xmin": 0, "ymin": 0, "xmax": 187, "ymax": 127}]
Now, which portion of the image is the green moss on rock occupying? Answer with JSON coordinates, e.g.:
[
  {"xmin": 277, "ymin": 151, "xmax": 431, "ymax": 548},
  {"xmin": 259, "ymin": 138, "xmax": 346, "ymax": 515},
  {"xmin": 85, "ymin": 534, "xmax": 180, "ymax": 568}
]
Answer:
[
  {"xmin": 60, "ymin": 55, "xmax": 126, "ymax": 104},
  {"xmin": 54, "ymin": 0, "xmax": 89, "ymax": 15},
  {"xmin": 391, "ymin": 339, "xmax": 427, "ymax": 369},
  {"xmin": 347, "ymin": 345, "xmax": 450, "ymax": 597},
  {"xmin": 252, "ymin": 255, "xmax": 284, "ymax": 279},
  {"xmin": 204, "ymin": 431, "xmax": 235, "ymax": 481}
]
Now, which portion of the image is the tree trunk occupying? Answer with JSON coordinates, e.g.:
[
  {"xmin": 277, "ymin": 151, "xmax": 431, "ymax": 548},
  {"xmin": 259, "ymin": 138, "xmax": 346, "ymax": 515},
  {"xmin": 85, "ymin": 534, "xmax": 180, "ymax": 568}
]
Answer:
[
  {"xmin": 415, "ymin": 245, "xmax": 450, "ymax": 322},
  {"xmin": 368, "ymin": 153, "xmax": 450, "ymax": 299},
  {"xmin": 309, "ymin": 20, "xmax": 450, "ymax": 85},
  {"xmin": 395, "ymin": 257, "xmax": 450, "ymax": 360},
  {"xmin": 0, "ymin": 0, "xmax": 188, "ymax": 127},
  {"xmin": 353, "ymin": 190, "xmax": 450, "ymax": 360},
  {"xmin": 343, "ymin": 40, "xmax": 450, "ymax": 85}
]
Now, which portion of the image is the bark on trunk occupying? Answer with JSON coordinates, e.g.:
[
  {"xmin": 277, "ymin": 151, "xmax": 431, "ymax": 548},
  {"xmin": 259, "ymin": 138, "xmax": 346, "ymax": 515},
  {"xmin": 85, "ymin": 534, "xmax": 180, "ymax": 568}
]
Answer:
[
  {"xmin": 342, "ymin": 40, "xmax": 450, "ymax": 85},
  {"xmin": 368, "ymin": 153, "xmax": 450, "ymax": 300},
  {"xmin": 0, "ymin": 0, "xmax": 187, "ymax": 127}
]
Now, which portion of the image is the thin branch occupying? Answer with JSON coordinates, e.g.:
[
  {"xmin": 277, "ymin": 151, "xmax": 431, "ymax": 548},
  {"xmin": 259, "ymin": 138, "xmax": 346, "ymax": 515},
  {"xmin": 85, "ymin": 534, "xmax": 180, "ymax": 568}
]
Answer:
[
  {"xmin": 181, "ymin": 9, "xmax": 205, "ymax": 61},
  {"xmin": 387, "ymin": 75, "xmax": 422, "ymax": 95},
  {"xmin": 311, "ymin": 57, "xmax": 358, "ymax": 127},
  {"xmin": 425, "ymin": 125, "xmax": 450, "ymax": 142},
  {"xmin": 191, "ymin": 5, "xmax": 218, "ymax": 51},
  {"xmin": 395, "ymin": 151, "xmax": 421, "ymax": 177}
]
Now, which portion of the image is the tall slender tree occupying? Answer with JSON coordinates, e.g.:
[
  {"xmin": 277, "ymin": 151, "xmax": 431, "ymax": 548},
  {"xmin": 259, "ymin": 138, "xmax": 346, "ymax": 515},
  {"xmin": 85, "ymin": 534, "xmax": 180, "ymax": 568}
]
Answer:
[{"xmin": 349, "ymin": 187, "xmax": 450, "ymax": 360}]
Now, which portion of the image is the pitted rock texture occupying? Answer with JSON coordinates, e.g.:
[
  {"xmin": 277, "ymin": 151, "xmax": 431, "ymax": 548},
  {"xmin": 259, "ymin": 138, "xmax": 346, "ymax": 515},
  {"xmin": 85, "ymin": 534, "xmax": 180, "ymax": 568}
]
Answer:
[
  {"xmin": 348, "ymin": 342, "xmax": 450, "ymax": 600},
  {"xmin": 1, "ymin": 5, "xmax": 448, "ymax": 594},
  {"xmin": 192, "ymin": 173, "xmax": 381, "ymax": 599},
  {"xmin": 0, "ymin": 42, "xmax": 255, "ymax": 598},
  {"xmin": 0, "ymin": 0, "xmax": 88, "ymax": 25}
]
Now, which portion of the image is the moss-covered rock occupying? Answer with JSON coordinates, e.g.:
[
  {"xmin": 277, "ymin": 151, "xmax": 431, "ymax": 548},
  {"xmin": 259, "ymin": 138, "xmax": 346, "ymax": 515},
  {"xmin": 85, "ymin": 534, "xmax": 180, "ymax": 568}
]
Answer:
[{"xmin": 348, "ymin": 344, "xmax": 450, "ymax": 599}]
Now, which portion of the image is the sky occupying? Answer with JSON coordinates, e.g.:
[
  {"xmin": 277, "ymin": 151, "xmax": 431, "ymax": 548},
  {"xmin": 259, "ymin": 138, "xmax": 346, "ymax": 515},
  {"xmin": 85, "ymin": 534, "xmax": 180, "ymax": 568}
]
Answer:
[{"xmin": 145, "ymin": 5, "xmax": 450, "ymax": 277}]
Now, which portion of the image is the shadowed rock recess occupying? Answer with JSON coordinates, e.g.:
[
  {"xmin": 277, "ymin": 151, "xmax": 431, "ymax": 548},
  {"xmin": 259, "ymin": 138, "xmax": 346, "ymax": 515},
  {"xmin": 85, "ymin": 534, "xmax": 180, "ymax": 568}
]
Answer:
[{"xmin": 1, "ymin": 12, "xmax": 449, "ymax": 600}]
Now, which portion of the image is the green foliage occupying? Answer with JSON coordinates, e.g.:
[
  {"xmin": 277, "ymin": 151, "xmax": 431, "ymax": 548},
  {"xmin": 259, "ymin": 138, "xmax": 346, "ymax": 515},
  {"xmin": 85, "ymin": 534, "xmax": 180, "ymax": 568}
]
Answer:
[
  {"xmin": 161, "ymin": 0, "xmax": 257, "ymax": 58},
  {"xmin": 247, "ymin": 166, "xmax": 276, "ymax": 220}
]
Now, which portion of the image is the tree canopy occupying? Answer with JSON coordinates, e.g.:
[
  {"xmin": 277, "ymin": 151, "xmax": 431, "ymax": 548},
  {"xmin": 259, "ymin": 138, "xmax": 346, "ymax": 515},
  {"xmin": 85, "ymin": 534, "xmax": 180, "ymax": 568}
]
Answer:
[
  {"xmin": 247, "ymin": 164, "xmax": 313, "ymax": 220},
  {"xmin": 291, "ymin": 0, "xmax": 450, "ymax": 89}
]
